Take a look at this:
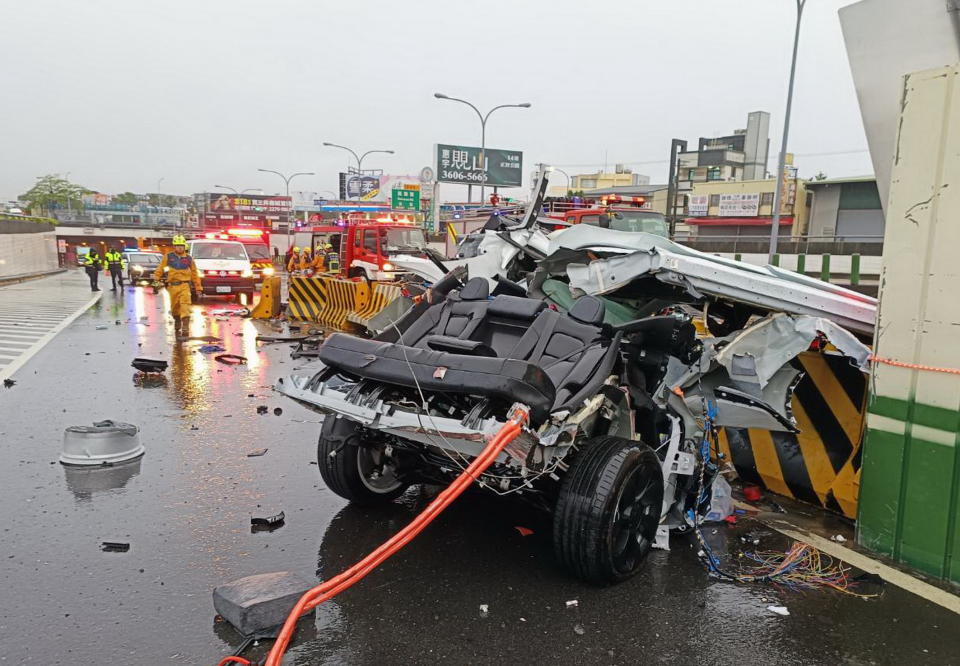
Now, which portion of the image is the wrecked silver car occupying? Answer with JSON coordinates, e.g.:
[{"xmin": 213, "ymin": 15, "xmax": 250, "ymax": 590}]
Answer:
[{"xmin": 279, "ymin": 174, "xmax": 874, "ymax": 584}]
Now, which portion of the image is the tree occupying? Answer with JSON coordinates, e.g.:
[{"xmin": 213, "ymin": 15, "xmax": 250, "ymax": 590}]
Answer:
[
  {"xmin": 813, "ymin": 171, "xmax": 828, "ymax": 181},
  {"xmin": 113, "ymin": 192, "xmax": 139, "ymax": 205},
  {"xmin": 20, "ymin": 174, "xmax": 88, "ymax": 215}
]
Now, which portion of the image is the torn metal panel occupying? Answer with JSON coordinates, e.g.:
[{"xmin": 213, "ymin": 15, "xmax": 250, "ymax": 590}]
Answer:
[
  {"xmin": 566, "ymin": 246, "xmax": 876, "ymax": 335},
  {"xmin": 713, "ymin": 313, "xmax": 871, "ymax": 389}
]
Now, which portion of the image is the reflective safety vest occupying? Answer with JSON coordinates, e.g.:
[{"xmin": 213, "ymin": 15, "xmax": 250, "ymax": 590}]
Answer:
[
  {"xmin": 83, "ymin": 254, "xmax": 103, "ymax": 269},
  {"xmin": 104, "ymin": 251, "xmax": 127, "ymax": 269},
  {"xmin": 326, "ymin": 252, "xmax": 340, "ymax": 273}
]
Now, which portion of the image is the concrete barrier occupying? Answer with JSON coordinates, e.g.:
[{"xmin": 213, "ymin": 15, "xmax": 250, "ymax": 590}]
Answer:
[
  {"xmin": 316, "ymin": 278, "xmax": 361, "ymax": 329},
  {"xmin": 250, "ymin": 276, "xmax": 281, "ymax": 319},
  {"xmin": 287, "ymin": 276, "xmax": 329, "ymax": 322},
  {"xmin": 347, "ymin": 283, "xmax": 403, "ymax": 330}
]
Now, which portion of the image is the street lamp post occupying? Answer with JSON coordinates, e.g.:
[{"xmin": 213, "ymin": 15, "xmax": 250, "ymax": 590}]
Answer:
[
  {"xmin": 768, "ymin": 0, "xmax": 806, "ymax": 262},
  {"xmin": 550, "ymin": 167, "xmax": 572, "ymax": 193},
  {"xmin": 433, "ymin": 93, "xmax": 531, "ymax": 203},
  {"xmin": 256, "ymin": 169, "xmax": 315, "ymax": 244},
  {"xmin": 322, "ymin": 143, "xmax": 394, "ymax": 199},
  {"xmin": 214, "ymin": 185, "xmax": 263, "ymax": 195}
]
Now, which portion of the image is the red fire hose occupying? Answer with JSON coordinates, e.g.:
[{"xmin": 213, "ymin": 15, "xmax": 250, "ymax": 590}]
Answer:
[{"xmin": 218, "ymin": 405, "xmax": 530, "ymax": 666}]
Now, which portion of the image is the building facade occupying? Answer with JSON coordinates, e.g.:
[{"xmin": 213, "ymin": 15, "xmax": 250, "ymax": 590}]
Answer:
[
  {"xmin": 676, "ymin": 111, "xmax": 771, "ymax": 196},
  {"xmin": 805, "ymin": 176, "xmax": 884, "ymax": 242},
  {"xmin": 683, "ymin": 176, "xmax": 809, "ymax": 238}
]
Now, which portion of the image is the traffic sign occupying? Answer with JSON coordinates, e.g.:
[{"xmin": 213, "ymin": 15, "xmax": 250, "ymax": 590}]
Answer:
[
  {"xmin": 435, "ymin": 144, "xmax": 523, "ymax": 187},
  {"xmin": 392, "ymin": 187, "xmax": 420, "ymax": 210}
]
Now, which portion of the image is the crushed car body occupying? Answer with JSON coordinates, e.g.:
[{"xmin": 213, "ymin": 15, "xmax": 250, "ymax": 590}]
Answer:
[{"xmin": 278, "ymin": 171, "xmax": 875, "ymax": 584}]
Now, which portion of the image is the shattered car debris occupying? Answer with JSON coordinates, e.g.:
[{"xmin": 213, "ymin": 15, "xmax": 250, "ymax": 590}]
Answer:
[{"xmin": 278, "ymin": 171, "xmax": 873, "ymax": 584}]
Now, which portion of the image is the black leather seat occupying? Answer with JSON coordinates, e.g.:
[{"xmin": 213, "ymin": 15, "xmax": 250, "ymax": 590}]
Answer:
[
  {"xmin": 395, "ymin": 277, "xmax": 492, "ymax": 348},
  {"xmin": 318, "ymin": 333, "xmax": 556, "ymax": 424},
  {"xmin": 317, "ymin": 282, "xmax": 620, "ymax": 425}
]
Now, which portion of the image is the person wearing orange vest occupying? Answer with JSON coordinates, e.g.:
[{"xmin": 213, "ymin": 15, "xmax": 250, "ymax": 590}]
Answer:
[{"xmin": 154, "ymin": 235, "xmax": 202, "ymax": 341}]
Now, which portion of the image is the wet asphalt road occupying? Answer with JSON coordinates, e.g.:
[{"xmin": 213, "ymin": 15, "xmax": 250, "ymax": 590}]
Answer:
[{"xmin": 0, "ymin": 282, "xmax": 958, "ymax": 665}]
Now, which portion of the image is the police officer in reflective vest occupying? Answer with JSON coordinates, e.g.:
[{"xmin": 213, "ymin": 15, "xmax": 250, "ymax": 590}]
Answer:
[
  {"xmin": 154, "ymin": 235, "xmax": 202, "ymax": 341},
  {"xmin": 104, "ymin": 247, "xmax": 127, "ymax": 291},
  {"xmin": 83, "ymin": 248, "xmax": 104, "ymax": 291}
]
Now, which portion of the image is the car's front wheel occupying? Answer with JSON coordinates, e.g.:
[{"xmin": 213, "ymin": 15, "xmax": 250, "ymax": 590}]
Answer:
[
  {"xmin": 553, "ymin": 436, "xmax": 664, "ymax": 585},
  {"xmin": 317, "ymin": 416, "xmax": 408, "ymax": 505}
]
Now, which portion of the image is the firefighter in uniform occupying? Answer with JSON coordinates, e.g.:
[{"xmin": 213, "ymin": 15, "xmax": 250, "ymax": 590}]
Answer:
[
  {"xmin": 324, "ymin": 243, "xmax": 340, "ymax": 274},
  {"xmin": 311, "ymin": 245, "xmax": 326, "ymax": 273},
  {"xmin": 104, "ymin": 247, "xmax": 127, "ymax": 291},
  {"xmin": 83, "ymin": 248, "xmax": 104, "ymax": 291},
  {"xmin": 298, "ymin": 247, "xmax": 313, "ymax": 273},
  {"xmin": 286, "ymin": 246, "xmax": 301, "ymax": 273},
  {"xmin": 154, "ymin": 235, "xmax": 202, "ymax": 341}
]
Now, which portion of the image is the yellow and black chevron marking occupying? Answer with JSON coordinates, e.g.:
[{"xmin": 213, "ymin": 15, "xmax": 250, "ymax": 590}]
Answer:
[
  {"xmin": 317, "ymin": 279, "xmax": 359, "ymax": 329},
  {"xmin": 287, "ymin": 276, "xmax": 329, "ymax": 322},
  {"xmin": 347, "ymin": 283, "xmax": 403, "ymax": 328},
  {"xmin": 717, "ymin": 351, "xmax": 868, "ymax": 518}
]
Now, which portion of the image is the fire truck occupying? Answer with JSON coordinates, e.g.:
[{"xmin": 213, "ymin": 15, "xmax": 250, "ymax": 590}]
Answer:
[
  {"xmin": 547, "ymin": 194, "xmax": 669, "ymax": 237},
  {"xmin": 293, "ymin": 215, "xmax": 430, "ymax": 282}
]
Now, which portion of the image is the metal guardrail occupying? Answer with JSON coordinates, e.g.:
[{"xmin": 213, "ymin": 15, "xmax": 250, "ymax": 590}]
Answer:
[{"xmin": 676, "ymin": 234, "xmax": 885, "ymax": 256}]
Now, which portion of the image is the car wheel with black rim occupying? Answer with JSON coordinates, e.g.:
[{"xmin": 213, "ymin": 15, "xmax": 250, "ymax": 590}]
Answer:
[
  {"xmin": 553, "ymin": 436, "xmax": 664, "ymax": 585},
  {"xmin": 317, "ymin": 415, "xmax": 408, "ymax": 505}
]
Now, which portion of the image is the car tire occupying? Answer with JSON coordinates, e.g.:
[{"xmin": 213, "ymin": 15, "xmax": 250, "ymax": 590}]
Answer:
[
  {"xmin": 317, "ymin": 415, "xmax": 408, "ymax": 505},
  {"xmin": 553, "ymin": 436, "xmax": 664, "ymax": 585}
]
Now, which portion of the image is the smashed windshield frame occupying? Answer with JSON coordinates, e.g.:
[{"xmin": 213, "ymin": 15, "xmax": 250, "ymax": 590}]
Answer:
[{"xmin": 383, "ymin": 228, "xmax": 426, "ymax": 252}]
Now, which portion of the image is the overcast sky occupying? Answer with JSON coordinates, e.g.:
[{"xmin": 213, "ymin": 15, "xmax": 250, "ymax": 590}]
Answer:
[{"xmin": 0, "ymin": 0, "xmax": 872, "ymax": 201}]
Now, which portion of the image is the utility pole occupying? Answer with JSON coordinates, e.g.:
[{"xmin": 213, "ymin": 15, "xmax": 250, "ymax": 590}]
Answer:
[
  {"xmin": 768, "ymin": 0, "xmax": 807, "ymax": 261},
  {"xmin": 322, "ymin": 143, "xmax": 394, "ymax": 199}
]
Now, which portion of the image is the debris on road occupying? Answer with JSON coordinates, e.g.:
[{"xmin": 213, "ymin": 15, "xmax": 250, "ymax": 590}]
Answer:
[
  {"xmin": 247, "ymin": 448, "xmax": 268, "ymax": 457},
  {"xmin": 3, "ymin": 379, "xmax": 15, "ymax": 388},
  {"xmin": 573, "ymin": 623, "xmax": 586, "ymax": 635},
  {"xmin": 213, "ymin": 571, "xmax": 313, "ymax": 637},
  {"xmin": 101, "ymin": 541, "xmax": 130, "ymax": 553},
  {"xmin": 742, "ymin": 486, "xmax": 763, "ymax": 502},
  {"xmin": 95, "ymin": 325, "xmax": 108, "ymax": 330},
  {"xmin": 198, "ymin": 344, "xmax": 226, "ymax": 353},
  {"xmin": 272, "ymin": 407, "xmax": 282, "ymax": 416},
  {"xmin": 215, "ymin": 354, "xmax": 247, "ymax": 365},
  {"xmin": 479, "ymin": 604, "xmax": 489, "ymax": 618},
  {"xmin": 565, "ymin": 599, "xmax": 579, "ymax": 609},
  {"xmin": 251, "ymin": 512, "xmax": 285, "ymax": 529},
  {"xmin": 831, "ymin": 534, "xmax": 848, "ymax": 543},
  {"xmin": 188, "ymin": 335, "xmax": 222, "ymax": 343},
  {"xmin": 256, "ymin": 405, "xmax": 269, "ymax": 415},
  {"xmin": 514, "ymin": 526, "xmax": 534, "ymax": 537},
  {"xmin": 61, "ymin": 421, "xmax": 144, "ymax": 466},
  {"xmin": 766, "ymin": 605, "xmax": 790, "ymax": 616},
  {"xmin": 131, "ymin": 358, "xmax": 168, "ymax": 373}
]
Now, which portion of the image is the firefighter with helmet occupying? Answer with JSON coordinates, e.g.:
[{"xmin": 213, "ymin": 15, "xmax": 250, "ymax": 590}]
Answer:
[
  {"xmin": 153, "ymin": 235, "xmax": 201, "ymax": 341},
  {"xmin": 286, "ymin": 246, "xmax": 301, "ymax": 273},
  {"xmin": 311, "ymin": 244, "xmax": 326, "ymax": 273},
  {"xmin": 324, "ymin": 243, "xmax": 340, "ymax": 273}
]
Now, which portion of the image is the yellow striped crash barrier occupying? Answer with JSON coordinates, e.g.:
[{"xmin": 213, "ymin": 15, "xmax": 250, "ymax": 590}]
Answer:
[
  {"xmin": 286, "ymin": 276, "xmax": 329, "ymax": 322},
  {"xmin": 347, "ymin": 283, "xmax": 403, "ymax": 331},
  {"xmin": 717, "ymin": 350, "xmax": 868, "ymax": 518},
  {"xmin": 316, "ymin": 278, "xmax": 366, "ymax": 330}
]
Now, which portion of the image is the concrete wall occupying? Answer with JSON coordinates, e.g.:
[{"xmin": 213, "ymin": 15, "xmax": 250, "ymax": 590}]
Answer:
[
  {"xmin": 857, "ymin": 64, "xmax": 960, "ymax": 584},
  {"xmin": 0, "ymin": 229, "xmax": 60, "ymax": 278}
]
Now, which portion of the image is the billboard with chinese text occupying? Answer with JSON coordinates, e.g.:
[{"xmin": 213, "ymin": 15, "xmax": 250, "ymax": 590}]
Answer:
[
  {"xmin": 435, "ymin": 144, "xmax": 523, "ymax": 187},
  {"xmin": 717, "ymin": 193, "xmax": 760, "ymax": 216}
]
